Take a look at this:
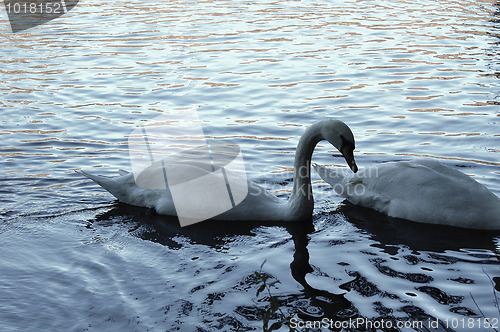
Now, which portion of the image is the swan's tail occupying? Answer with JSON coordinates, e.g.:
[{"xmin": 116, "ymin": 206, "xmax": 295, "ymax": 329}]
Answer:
[
  {"xmin": 78, "ymin": 169, "xmax": 163, "ymax": 210},
  {"xmin": 313, "ymin": 163, "xmax": 352, "ymax": 198},
  {"xmin": 313, "ymin": 163, "xmax": 346, "ymax": 186},
  {"xmin": 77, "ymin": 170, "xmax": 130, "ymax": 199}
]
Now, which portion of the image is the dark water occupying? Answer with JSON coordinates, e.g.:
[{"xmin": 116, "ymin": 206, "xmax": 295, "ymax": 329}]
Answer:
[{"xmin": 1, "ymin": 0, "xmax": 499, "ymax": 331}]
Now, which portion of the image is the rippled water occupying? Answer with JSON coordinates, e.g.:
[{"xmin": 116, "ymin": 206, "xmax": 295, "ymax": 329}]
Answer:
[{"xmin": 1, "ymin": 0, "xmax": 499, "ymax": 331}]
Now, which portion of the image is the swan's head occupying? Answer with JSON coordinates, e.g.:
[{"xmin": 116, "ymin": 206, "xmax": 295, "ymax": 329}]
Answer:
[{"xmin": 321, "ymin": 119, "xmax": 358, "ymax": 173}]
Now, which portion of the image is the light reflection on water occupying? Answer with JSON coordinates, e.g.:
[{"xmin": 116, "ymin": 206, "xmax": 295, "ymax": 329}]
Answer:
[{"xmin": 0, "ymin": 0, "xmax": 499, "ymax": 330}]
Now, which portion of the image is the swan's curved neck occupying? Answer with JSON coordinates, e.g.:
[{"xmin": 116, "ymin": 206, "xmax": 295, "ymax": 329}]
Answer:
[{"xmin": 289, "ymin": 123, "xmax": 324, "ymax": 217}]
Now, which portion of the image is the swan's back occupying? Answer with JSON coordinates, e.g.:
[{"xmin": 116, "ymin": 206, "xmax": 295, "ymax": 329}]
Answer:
[
  {"xmin": 315, "ymin": 159, "xmax": 500, "ymax": 230},
  {"xmin": 80, "ymin": 164, "xmax": 292, "ymax": 221}
]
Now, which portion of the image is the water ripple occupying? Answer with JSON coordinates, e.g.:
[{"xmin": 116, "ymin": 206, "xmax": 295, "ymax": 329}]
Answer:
[{"xmin": 1, "ymin": 0, "xmax": 499, "ymax": 330}]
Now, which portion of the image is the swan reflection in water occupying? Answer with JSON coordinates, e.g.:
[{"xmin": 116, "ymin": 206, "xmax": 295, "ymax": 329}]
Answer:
[
  {"xmin": 86, "ymin": 203, "xmax": 499, "ymax": 329},
  {"xmin": 87, "ymin": 204, "xmax": 356, "ymax": 324}
]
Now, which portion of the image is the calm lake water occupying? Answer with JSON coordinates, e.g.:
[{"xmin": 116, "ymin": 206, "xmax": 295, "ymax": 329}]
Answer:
[{"xmin": 1, "ymin": 0, "xmax": 499, "ymax": 331}]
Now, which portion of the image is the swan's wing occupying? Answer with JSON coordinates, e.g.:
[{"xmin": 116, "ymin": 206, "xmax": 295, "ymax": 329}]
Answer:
[
  {"xmin": 81, "ymin": 160, "xmax": 250, "ymax": 219},
  {"xmin": 396, "ymin": 159, "xmax": 497, "ymax": 204},
  {"xmin": 361, "ymin": 160, "xmax": 500, "ymax": 226},
  {"xmin": 214, "ymin": 179, "xmax": 288, "ymax": 221},
  {"xmin": 315, "ymin": 160, "xmax": 500, "ymax": 229},
  {"xmin": 316, "ymin": 162, "xmax": 429, "ymax": 217}
]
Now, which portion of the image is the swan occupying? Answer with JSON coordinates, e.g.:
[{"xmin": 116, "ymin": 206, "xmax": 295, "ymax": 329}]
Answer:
[
  {"xmin": 80, "ymin": 119, "xmax": 358, "ymax": 224},
  {"xmin": 313, "ymin": 159, "xmax": 500, "ymax": 230}
]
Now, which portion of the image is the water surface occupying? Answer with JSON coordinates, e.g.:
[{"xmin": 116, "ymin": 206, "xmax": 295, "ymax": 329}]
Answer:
[{"xmin": 1, "ymin": 0, "xmax": 499, "ymax": 330}]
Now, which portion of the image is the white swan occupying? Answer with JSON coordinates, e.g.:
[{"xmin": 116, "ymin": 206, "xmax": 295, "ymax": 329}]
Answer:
[
  {"xmin": 314, "ymin": 159, "xmax": 500, "ymax": 230},
  {"xmin": 81, "ymin": 119, "xmax": 358, "ymax": 222}
]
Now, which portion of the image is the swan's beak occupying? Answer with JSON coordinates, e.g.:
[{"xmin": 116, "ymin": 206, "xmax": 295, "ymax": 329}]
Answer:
[{"xmin": 341, "ymin": 145, "xmax": 358, "ymax": 173}]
